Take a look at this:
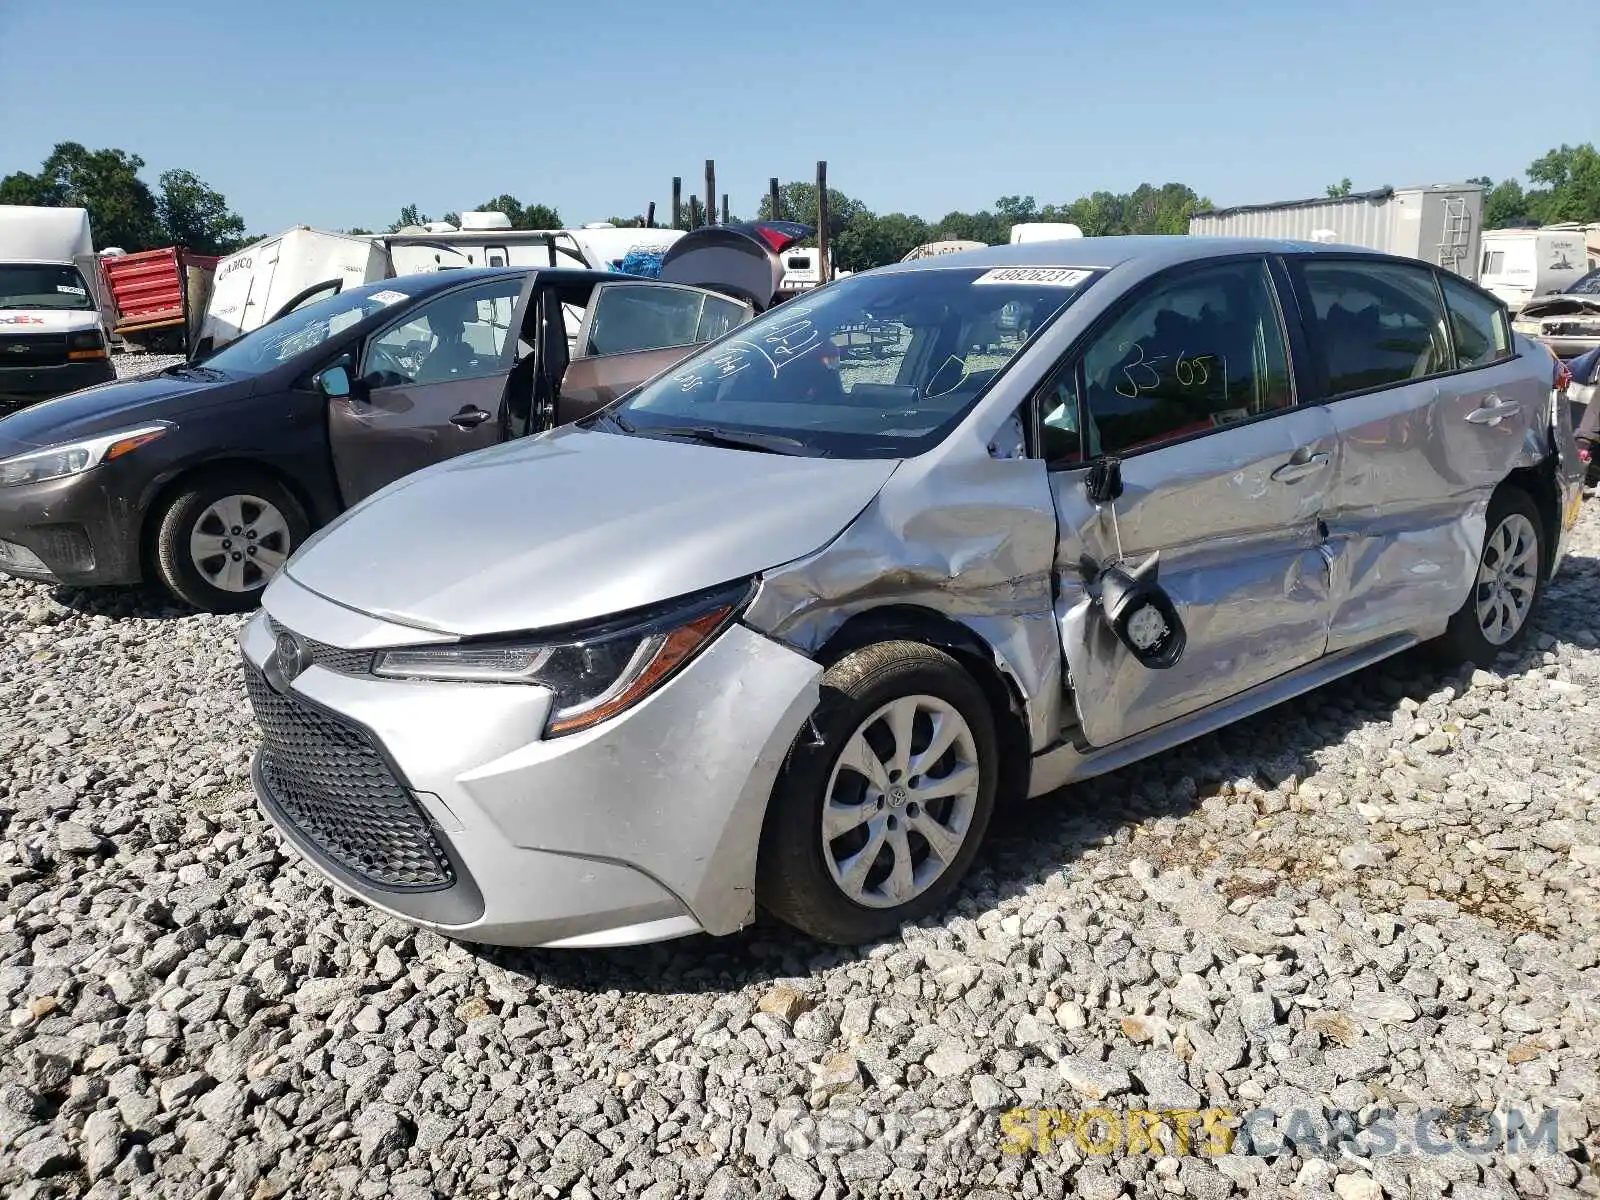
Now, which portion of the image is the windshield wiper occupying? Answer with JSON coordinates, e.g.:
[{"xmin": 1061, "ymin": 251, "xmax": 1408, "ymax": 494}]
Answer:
[{"xmin": 644, "ymin": 425, "xmax": 819, "ymax": 456}]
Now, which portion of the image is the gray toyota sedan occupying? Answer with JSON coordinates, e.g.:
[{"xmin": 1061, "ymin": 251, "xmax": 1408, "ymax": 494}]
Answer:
[{"xmin": 239, "ymin": 236, "xmax": 1583, "ymax": 948}]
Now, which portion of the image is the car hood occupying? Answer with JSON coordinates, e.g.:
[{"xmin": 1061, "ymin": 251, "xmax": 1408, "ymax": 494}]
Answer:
[
  {"xmin": 282, "ymin": 425, "xmax": 900, "ymax": 637},
  {"xmin": 1520, "ymin": 294, "xmax": 1600, "ymax": 320},
  {"xmin": 0, "ymin": 371, "xmax": 245, "ymax": 455}
]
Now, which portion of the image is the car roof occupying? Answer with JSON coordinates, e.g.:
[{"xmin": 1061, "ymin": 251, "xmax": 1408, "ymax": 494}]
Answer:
[{"xmin": 873, "ymin": 234, "xmax": 1399, "ymax": 277}]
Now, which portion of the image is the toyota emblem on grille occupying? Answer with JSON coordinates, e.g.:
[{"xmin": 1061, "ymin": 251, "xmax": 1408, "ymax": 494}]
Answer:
[{"xmin": 273, "ymin": 630, "xmax": 310, "ymax": 684}]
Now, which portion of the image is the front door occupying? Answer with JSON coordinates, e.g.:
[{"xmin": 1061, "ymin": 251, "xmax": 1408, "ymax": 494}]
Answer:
[
  {"xmin": 1044, "ymin": 256, "xmax": 1339, "ymax": 748},
  {"xmin": 556, "ymin": 281, "xmax": 753, "ymax": 424},
  {"xmin": 328, "ymin": 275, "xmax": 531, "ymax": 506},
  {"xmin": 1288, "ymin": 257, "xmax": 1522, "ymax": 652}
]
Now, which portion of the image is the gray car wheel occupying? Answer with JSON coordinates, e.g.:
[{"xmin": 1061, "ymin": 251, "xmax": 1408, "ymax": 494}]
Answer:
[
  {"xmin": 153, "ymin": 470, "xmax": 309, "ymax": 613},
  {"xmin": 1431, "ymin": 485, "xmax": 1545, "ymax": 666}
]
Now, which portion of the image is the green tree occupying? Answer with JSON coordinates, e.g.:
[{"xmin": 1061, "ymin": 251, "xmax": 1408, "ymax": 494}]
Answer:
[
  {"xmin": 156, "ymin": 168, "xmax": 247, "ymax": 255},
  {"xmin": 1325, "ymin": 178, "xmax": 1353, "ymax": 198},
  {"xmin": 0, "ymin": 142, "xmax": 164, "ymax": 249},
  {"xmin": 1483, "ymin": 180, "xmax": 1528, "ymax": 228},
  {"xmin": 1524, "ymin": 143, "xmax": 1600, "ymax": 224},
  {"xmin": 474, "ymin": 195, "xmax": 562, "ymax": 229},
  {"xmin": 387, "ymin": 204, "xmax": 430, "ymax": 232}
]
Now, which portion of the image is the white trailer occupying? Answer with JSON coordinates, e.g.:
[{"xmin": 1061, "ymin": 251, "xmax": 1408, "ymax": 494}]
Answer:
[
  {"xmin": 1009, "ymin": 222, "xmax": 1084, "ymax": 244},
  {"xmin": 1188, "ymin": 183, "xmax": 1484, "ymax": 280},
  {"xmin": 197, "ymin": 227, "xmax": 388, "ymax": 353},
  {"xmin": 1478, "ymin": 226, "xmax": 1591, "ymax": 313}
]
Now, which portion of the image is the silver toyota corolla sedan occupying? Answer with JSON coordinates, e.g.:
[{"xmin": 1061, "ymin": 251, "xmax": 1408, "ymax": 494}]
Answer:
[{"xmin": 238, "ymin": 236, "xmax": 1583, "ymax": 948}]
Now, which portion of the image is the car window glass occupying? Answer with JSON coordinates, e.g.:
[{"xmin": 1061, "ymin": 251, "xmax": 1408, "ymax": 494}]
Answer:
[
  {"xmin": 583, "ymin": 285, "xmax": 706, "ymax": 356},
  {"xmin": 363, "ymin": 279, "xmax": 522, "ymax": 388},
  {"xmin": 1438, "ymin": 274, "xmax": 1510, "ymax": 368},
  {"xmin": 696, "ymin": 294, "xmax": 749, "ymax": 343},
  {"xmin": 1301, "ymin": 260, "xmax": 1452, "ymax": 395},
  {"xmin": 1039, "ymin": 372, "xmax": 1085, "ymax": 465},
  {"xmin": 1071, "ymin": 258, "xmax": 1292, "ymax": 457}
]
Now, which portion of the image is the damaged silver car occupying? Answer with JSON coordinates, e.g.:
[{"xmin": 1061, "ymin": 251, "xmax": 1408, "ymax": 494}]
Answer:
[{"xmin": 238, "ymin": 237, "xmax": 1583, "ymax": 948}]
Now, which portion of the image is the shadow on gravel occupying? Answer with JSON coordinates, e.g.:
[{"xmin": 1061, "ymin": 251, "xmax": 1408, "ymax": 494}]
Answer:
[{"xmin": 45, "ymin": 582, "xmax": 199, "ymax": 621}]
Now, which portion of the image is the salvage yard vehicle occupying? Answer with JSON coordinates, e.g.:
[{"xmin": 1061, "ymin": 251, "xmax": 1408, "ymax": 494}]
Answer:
[
  {"xmin": 0, "ymin": 268, "xmax": 758, "ymax": 609},
  {"xmin": 237, "ymin": 236, "xmax": 1582, "ymax": 950},
  {"xmin": 99, "ymin": 246, "xmax": 221, "ymax": 354},
  {"xmin": 0, "ymin": 206, "xmax": 115, "ymax": 412},
  {"xmin": 1513, "ymin": 267, "xmax": 1600, "ymax": 360}
]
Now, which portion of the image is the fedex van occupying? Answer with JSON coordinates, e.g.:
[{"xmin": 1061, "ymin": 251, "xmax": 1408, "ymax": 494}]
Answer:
[{"xmin": 0, "ymin": 206, "xmax": 115, "ymax": 412}]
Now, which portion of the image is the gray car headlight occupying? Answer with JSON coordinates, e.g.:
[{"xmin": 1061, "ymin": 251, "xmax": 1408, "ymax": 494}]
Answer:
[
  {"xmin": 371, "ymin": 579, "xmax": 752, "ymax": 736},
  {"xmin": 0, "ymin": 423, "xmax": 171, "ymax": 488}
]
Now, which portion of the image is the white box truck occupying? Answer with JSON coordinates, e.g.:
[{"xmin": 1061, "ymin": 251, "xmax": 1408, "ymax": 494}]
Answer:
[
  {"xmin": 1188, "ymin": 183, "xmax": 1484, "ymax": 280},
  {"xmin": 0, "ymin": 205, "xmax": 116, "ymax": 411}
]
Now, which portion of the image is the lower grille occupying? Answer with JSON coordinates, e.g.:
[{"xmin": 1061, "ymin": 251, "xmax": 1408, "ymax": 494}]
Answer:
[{"xmin": 243, "ymin": 661, "xmax": 453, "ymax": 890}]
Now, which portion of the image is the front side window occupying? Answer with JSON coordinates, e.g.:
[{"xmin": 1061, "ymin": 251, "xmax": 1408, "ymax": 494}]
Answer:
[
  {"xmin": 0, "ymin": 264, "xmax": 96, "ymax": 311},
  {"xmin": 362, "ymin": 279, "xmax": 522, "ymax": 387},
  {"xmin": 580, "ymin": 284, "xmax": 738, "ymax": 357},
  {"xmin": 1300, "ymin": 260, "xmax": 1452, "ymax": 396},
  {"xmin": 1057, "ymin": 258, "xmax": 1292, "ymax": 459},
  {"xmin": 1439, "ymin": 274, "xmax": 1511, "ymax": 368},
  {"xmin": 609, "ymin": 265, "xmax": 1099, "ymax": 458}
]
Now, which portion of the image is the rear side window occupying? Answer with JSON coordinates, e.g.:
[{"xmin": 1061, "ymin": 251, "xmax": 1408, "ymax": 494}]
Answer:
[
  {"xmin": 1438, "ymin": 274, "xmax": 1511, "ymax": 368},
  {"xmin": 1300, "ymin": 260, "xmax": 1452, "ymax": 397}
]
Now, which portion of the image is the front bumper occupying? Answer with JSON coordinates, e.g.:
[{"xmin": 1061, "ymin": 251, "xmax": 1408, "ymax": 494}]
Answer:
[
  {"xmin": 0, "ymin": 466, "xmax": 143, "ymax": 586},
  {"xmin": 0, "ymin": 360, "xmax": 116, "ymax": 412},
  {"xmin": 239, "ymin": 573, "xmax": 822, "ymax": 948}
]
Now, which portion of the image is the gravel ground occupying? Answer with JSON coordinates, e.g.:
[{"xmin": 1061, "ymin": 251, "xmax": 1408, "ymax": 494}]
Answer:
[{"xmin": 0, "ymin": 485, "xmax": 1597, "ymax": 1197}]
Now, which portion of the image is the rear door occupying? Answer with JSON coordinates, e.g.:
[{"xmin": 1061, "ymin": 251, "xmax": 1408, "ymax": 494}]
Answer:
[
  {"xmin": 1046, "ymin": 255, "xmax": 1339, "ymax": 747},
  {"xmin": 1288, "ymin": 256, "xmax": 1485, "ymax": 652},
  {"xmin": 328, "ymin": 275, "xmax": 531, "ymax": 506},
  {"xmin": 556, "ymin": 281, "xmax": 753, "ymax": 424}
]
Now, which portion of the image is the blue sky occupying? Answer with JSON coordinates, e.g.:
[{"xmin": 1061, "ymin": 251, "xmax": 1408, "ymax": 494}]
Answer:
[{"xmin": 1, "ymin": 0, "xmax": 1592, "ymax": 235}]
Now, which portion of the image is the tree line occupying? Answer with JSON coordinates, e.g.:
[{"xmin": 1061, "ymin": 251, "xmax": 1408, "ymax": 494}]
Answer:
[{"xmin": 5, "ymin": 140, "xmax": 1596, "ymax": 272}]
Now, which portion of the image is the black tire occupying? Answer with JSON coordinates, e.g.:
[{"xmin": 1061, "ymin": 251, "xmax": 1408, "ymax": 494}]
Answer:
[
  {"xmin": 756, "ymin": 640, "xmax": 999, "ymax": 945},
  {"xmin": 1429, "ymin": 485, "xmax": 1545, "ymax": 667},
  {"xmin": 152, "ymin": 469, "xmax": 309, "ymax": 613}
]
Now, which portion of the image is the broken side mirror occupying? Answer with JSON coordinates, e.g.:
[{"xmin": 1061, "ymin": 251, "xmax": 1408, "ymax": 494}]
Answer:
[
  {"xmin": 1082, "ymin": 455, "xmax": 1186, "ymax": 669},
  {"xmin": 317, "ymin": 364, "xmax": 352, "ymax": 399},
  {"xmin": 1097, "ymin": 553, "xmax": 1186, "ymax": 669}
]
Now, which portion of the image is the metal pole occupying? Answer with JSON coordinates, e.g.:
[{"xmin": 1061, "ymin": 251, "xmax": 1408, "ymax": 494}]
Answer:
[
  {"xmin": 705, "ymin": 160, "xmax": 716, "ymax": 227},
  {"xmin": 721, "ymin": 194, "xmax": 730, "ymax": 225},
  {"xmin": 816, "ymin": 160, "xmax": 830, "ymax": 286},
  {"xmin": 645, "ymin": 202, "xmax": 656, "ymax": 229},
  {"xmin": 769, "ymin": 177, "xmax": 781, "ymax": 220},
  {"xmin": 671, "ymin": 178, "xmax": 681, "ymax": 230}
]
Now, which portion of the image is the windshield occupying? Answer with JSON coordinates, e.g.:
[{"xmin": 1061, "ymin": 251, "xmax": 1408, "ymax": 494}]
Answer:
[
  {"xmin": 200, "ymin": 282, "xmax": 421, "ymax": 375},
  {"xmin": 1568, "ymin": 268, "xmax": 1600, "ymax": 295},
  {"xmin": 608, "ymin": 265, "xmax": 1099, "ymax": 457},
  {"xmin": 0, "ymin": 264, "xmax": 96, "ymax": 311}
]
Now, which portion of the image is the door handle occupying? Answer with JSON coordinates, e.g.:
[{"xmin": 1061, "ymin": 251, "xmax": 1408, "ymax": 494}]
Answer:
[
  {"xmin": 450, "ymin": 407, "xmax": 491, "ymax": 429},
  {"xmin": 1271, "ymin": 450, "xmax": 1330, "ymax": 483},
  {"xmin": 1464, "ymin": 396, "xmax": 1521, "ymax": 426}
]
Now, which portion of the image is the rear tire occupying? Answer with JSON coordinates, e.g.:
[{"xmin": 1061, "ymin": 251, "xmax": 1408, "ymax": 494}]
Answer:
[
  {"xmin": 1429, "ymin": 485, "xmax": 1545, "ymax": 666},
  {"xmin": 756, "ymin": 641, "xmax": 999, "ymax": 945},
  {"xmin": 153, "ymin": 470, "xmax": 308, "ymax": 613}
]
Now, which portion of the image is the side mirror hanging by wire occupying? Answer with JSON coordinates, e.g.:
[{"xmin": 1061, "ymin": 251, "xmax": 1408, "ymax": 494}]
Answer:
[{"xmin": 1082, "ymin": 455, "xmax": 1187, "ymax": 670}]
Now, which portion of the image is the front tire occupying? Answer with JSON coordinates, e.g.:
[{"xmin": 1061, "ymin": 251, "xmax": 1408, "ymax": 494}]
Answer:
[
  {"xmin": 1430, "ymin": 485, "xmax": 1545, "ymax": 666},
  {"xmin": 756, "ymin": 641, "xmax": 999, "ymax": 945},
  {"xmin": 152, "ymin": 470, "xmax": 308, "ymax": 613}
]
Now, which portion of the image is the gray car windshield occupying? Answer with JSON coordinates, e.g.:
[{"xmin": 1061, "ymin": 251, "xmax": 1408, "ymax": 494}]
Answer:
[
  {"xmin": 200, "ymin": 283, "xmax": 419, "ymax": 374},
  {"xmin": 0, "ymin": 264, "xmax": 97, "ymax": 311},
  {"xmin": 607, "ymin": 265, "xmax": 1099, "ymax": 457}
]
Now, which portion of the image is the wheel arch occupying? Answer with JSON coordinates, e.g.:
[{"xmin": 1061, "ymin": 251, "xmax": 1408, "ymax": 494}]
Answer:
[{"xmin": 813, "ymin": 604, "xmax": 1032, "ymax": 806}]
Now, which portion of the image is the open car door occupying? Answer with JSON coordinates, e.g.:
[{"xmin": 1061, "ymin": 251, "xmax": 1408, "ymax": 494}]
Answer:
[{"xmin": 553, "ymin": 280, "xmax": 754, "ymax": 425}]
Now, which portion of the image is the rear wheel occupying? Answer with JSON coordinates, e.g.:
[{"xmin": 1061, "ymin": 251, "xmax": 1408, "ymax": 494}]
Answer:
[
  {"xmin": 1430, "ymin": 486, "xmax": 1544, "ymax": 666},
  {"xmin": 153, "ymin": 470, "xmax": 308, "ymax": 613},
  {"xmin": 756, "ymin": 641, "xmax": 998, "ymax": 945}
]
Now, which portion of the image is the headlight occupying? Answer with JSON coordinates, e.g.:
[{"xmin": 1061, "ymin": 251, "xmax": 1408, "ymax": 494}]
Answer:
[
  {"xmin": 66, "ymin": 330, "xmax": 107, "ymax": 361},
  {"xmin": 0, "ymin": 423, "xmax": 171, "ymax": 488},
  {"xmin": 372, "ymin": 579, "xmax": 752, "ymax": 736}
]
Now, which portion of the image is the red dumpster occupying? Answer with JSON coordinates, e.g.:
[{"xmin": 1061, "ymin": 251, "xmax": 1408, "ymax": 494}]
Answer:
[{"xmin": 101, "ymin": 247, "xmax": 222, "ymax": 353}]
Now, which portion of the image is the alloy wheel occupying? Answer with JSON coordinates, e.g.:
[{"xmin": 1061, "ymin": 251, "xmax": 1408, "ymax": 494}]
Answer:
[
  {"xmin": 821, "ymin": 693, "xmax": 981, "ymax": 909},
  {"xmin": 1474, "ymin": 512, "xmax": 1539, "ymax": 646}
]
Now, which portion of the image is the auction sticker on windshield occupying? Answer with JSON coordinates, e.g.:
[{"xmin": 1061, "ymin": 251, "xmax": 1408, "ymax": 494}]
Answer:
[
  {"xmin": 369, "ymin": 290, "xmax": 409, "ymax": 306},
  {"xmin": 973, "ymin": 268, "xmax": 1093, "ymax": 287}
]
